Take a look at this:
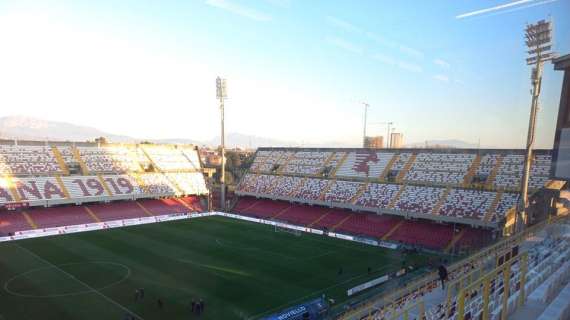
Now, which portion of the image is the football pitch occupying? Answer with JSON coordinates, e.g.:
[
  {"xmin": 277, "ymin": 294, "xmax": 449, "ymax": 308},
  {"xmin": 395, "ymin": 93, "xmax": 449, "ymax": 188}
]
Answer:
[{"xmin": 0, "ymin": 215, "xmax": 435, "ymax": 320}]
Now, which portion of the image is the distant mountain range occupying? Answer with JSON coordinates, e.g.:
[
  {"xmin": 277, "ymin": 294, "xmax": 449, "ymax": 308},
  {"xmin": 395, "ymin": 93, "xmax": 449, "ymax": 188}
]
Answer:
[
  {"xmin": 0, "ymin": 116, "xmax": 487, "ymax": 149},
  {"xmin": 0, "ymin": 116, "xmax": 137, "ymax": 143},
  {"xmin": 0, "ymin": 116, "xmax": 302, "ymax": 148}
]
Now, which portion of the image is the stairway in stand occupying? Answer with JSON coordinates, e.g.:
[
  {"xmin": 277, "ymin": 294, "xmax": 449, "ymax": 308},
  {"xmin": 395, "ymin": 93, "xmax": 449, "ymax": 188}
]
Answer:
[
  {"xmin": 484, "ymin": 191, "xmax": 503, "ymax": 222},
  {"xmin": 462, "ymin": 154, "xmax": 482, "ymax": 187},
  {"xmin": 445, "ymin": 228, "xmax": 466, "ymax": 253},
  {"xmin": 318, "ymin": 179, "xmax": 336, "ymax": 201},
  {"xmin": 485, "ymin": 155, "xmax": 504, "ymax": 189},
  {"xmin": 350, "ymin": 183, "xmax": 368, "ymax": 204},
  {"xmin": 51, "ymin": 146, "xmax": 70, "ymax": 175},
  {"xmin": 388, "ymin": 185, "xmax": 406, "ymax": 209},
  {"xmin": 431, "ymin": 187, "xmax": 452, "ymax": 215},
  {"xmin": 380, "ymin": 154, "xmax": 399, "ymax": 181},
  {"xmin": 382, "ymin": 220, "xmax": 404, "ymax": 240},
  {"xmin": 330, "ymin": 153, "xmax": 349, "ymax": 177},
  {"xmin": 396, "ymin": 153, "xmax": 417, "ymax": 183},
  {"xmin": 71, "ymin": 147, "xmax": 90, "ymax": 175},
  {"xmin": 331, "ymin": 214, "xmax": 353, "ymax": 231}
]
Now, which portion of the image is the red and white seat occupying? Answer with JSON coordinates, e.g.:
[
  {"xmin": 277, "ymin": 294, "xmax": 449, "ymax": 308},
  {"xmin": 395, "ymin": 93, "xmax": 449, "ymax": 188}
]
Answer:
[
  {"xmin": 335, "ymin": 151, "xmax": 395, "ymax": 178},
  {"xmin": 394, "ymin": 185, "xmax": 445, "ymax": 215},
  {"xmin": 291, "ymin": 178, "xmax": 328, "ymax": 200},
  {"xmin": 136, "ymin": 173, "xmax": 177, "ymax": 195},
  {"xmin": 0, "ymin": 145, "xmax": 61, "ymax": 175},
  {"xmin": 101, "ymin": 174, "xmax": 143, "ymax": 196},
  {"xmin": 165, "ymin": 172, "xmax": 208, "ymax": 195},
  {"xmin": 11, "ymin": 176, "xmax": 67, "ymax": 202},
  {"xmin": 142, "ymin": 146, "xmax": 201, "ymax": 172},
  {"xmin": 405, "ymin": 153, "xmax": 474, "ymax": 185},
  {"xmin": 438, "ymin": 189, "xmax": 496, "ymax": 221},
  {"xmin": 324, "ymin": 180, "xmax": 362, "ymax": 203},
  {"xmin": 78, "ymin": 146, "xmax": 142, "ymax": 173},
  {"xmin": 354, "ymin": 183, "xmax": 400, "ymax": 208}
]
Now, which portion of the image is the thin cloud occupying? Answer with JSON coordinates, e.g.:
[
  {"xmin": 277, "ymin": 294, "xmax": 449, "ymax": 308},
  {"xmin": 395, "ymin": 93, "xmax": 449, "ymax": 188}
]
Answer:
[
  {"xmin": 366, "ymin": 32, "xmax": 423, "ymax": 60},
  {"xmin": 206, "ymin": 0, "xmax": 272, "ymax": 21},
  {"xmin": 326, "ymin": 36, "xmax": 363, "ymax": 55},
  {"xmin": 264, "ymin": 0, "xmax": 290, "ymax": 8},
  {"xmin": 434, "ymin": 59, "xmax": 450, "ymax": 68},
  {"xmin": 455, "ymin": 0, "xmax": 554, "ymax": 19},
  {"xmin": 373, "ymin": 54, "xmax": 424, "ymax": 74},
  {"xmin": 371, "ymin": 53, "xmax": 396, "ymax": 66},
  {"xmin": 326, "ymin": 16, "xmax": 362, "ymax": 33},
  {"xmin": 433, "ymin": 74, "xmax": 450, "ymax": 82},
  {"xmin": 399, "ymin": 45, "xmax": 423, "ymax": 59},
  {"xmin": 398, "ymin": 61, "xmax": 423, "ymax": 73},
  {"xmin": 365, "ymin": 32, "xmax": 397, "ymax": 49}
]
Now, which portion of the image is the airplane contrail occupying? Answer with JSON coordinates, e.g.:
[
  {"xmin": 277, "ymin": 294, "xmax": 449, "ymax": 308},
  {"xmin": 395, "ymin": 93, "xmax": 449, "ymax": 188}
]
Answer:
[
  {"xmin": 456, "ymin": 0, "xmax": 549, "ymax": 19},
  {"xmin": 474, "ymin": 0, "xmax": 557, "ymax": 19}
]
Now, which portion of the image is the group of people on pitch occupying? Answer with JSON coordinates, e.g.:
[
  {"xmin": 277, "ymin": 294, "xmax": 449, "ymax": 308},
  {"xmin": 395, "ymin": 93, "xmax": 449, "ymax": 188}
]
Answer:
[{"xmin": 122, "ymin": 288, "xmax": 207, "ymax": 318}]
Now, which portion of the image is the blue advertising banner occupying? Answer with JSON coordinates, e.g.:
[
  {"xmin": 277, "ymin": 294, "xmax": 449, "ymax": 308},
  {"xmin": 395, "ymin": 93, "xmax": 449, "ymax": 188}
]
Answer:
[{"xmin": 262, "ymin": 298, "xmax": 327, "ymax": 320}]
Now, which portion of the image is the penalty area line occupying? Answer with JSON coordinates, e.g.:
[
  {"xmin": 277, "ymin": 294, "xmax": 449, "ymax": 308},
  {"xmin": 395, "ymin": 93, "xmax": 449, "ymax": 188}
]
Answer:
[
  {"xmin": 247, "ymin": 263, "xmax": 394, "ymax": 319},
  {"xmin": 13, "ymin": 244, "xmax": 145, "ymax": 320}
]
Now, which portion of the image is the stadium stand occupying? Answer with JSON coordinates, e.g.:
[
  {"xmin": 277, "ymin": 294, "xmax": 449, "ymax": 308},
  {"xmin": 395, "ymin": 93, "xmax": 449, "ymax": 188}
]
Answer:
[
  {"xmin": 336, "ymin": 213, "xmax": 401, "ymax": 239},
  {"xmin": 0, "ymin": 145, "xmax": 62, "ymax": 175},
  {"xmin": 324, "ymin": 180, "xmax": 363, "ymax": 203},
  {"xmin": 354, "ymin": 183, "xmax": 401, "ymax": 209},
  {"xmin": 165, "ymin": 172, "xmax": 208, "ymax": 195},
  {"xmin": 135, "ymin": 172, "xmax": 177, "ymax": 196},
  {"xmin": 337, "ymin": 216, "xmax": 570, "ymax": 320},
  {"xmin": 271, "ymin": 204, "xmax": 329, "ymax": 226},
  {"xmin": 336, "ymin": 151, "xmax": 395, "ymax": 178},
  {"xmin": 271, "ymin": 175, "xmax": 306, "ymax": 197},
  {"xmin": 0, "ymin": 212, "xmax": 32, "ymax": 235},
  {"xmin": 389, "ymin": 220, "xmax": 455, "ymax": 249},
  {"xmin": 311, "ymin": 208, "xmax": 350, "ymax": 229},
  {"xmin": 86, "ymin": 201, "xmax": 148, "ymax": 221},
  {"xmin": 27, "ymin": 206, "xmax": 96, "ymax": 228},
  {"xmin": 236, "ymin": 147, "xmax": 552, "ymax": 229},
  {"xmin": 101, "ymin": 174, "xmax": 144, "ymax": 196},
  {"xmin": 233, "ymin": 196, "xmax": 491, "ymax": 251},
  {"xmin": 12, "ymin": 176, "xmax": 67, "ymax": 203},
  {"xmin": 0, "ymin": 140, "xmax": 208, "ymax": 235},
  {"xmin": 283, "ymin": 151, "xmax": 332, "ymax": 175},
  {"xmin": 78, "ymin": 146, "xmax": 142, "ymax": 173},
  {"xmin": 394, "ymin": 185, "xmax": 445, "ymax": 215},
  {"xmin": 291, "ymin": 178, "xmax": 329, "ymax": 200},
  {"xmin": 404, "ymin": 152, "xmax": 475, "ymax": 185},
  {"xmin": 141, "ymin": 145, "xmax": 201, "ymax": 172},
  {"xmin": 438, "ymin": 189, "xmax": 496, "ymax": 221}
]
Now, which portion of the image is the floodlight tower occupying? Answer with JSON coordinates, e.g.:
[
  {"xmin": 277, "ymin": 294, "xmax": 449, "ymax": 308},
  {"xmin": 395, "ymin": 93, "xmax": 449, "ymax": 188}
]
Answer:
[
  {"xmin": 517, "ymin": 19, "xmax": 556, "ymax": 231},
  {"xmin": 362, "ymin": 102, "xmax": 369, "ymax": 148},
  {"xmin": 216, "ymin": 77, "xmax": 228, "ymax": 210}
]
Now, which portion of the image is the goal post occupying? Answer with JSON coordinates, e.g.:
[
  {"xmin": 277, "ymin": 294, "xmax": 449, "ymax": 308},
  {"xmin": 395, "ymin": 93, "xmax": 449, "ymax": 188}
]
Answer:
[{"xmin": 272, "ymin": 219, "xmax": 302, "ymax": 237}]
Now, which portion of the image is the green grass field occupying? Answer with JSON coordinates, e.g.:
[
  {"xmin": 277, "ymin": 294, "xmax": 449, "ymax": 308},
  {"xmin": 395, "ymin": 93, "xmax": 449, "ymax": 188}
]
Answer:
[{"xmin": 0, "ymin": 216, "xmax": 434, "ymax": 320}]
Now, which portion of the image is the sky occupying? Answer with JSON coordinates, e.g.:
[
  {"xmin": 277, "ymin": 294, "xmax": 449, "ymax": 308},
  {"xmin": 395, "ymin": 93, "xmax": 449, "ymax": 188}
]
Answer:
[{"xmin": 0, "ymin": 0, "xmax": 569, "ymax": 148}]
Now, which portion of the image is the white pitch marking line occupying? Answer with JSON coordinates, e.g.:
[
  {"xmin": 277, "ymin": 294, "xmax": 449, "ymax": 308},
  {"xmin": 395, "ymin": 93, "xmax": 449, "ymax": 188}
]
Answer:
[
  {"xmin": 14, "ymin": 244, "xmax": 144, "ymax": 320},
  {"xmin": 247, "ymin": 264, "xmax": 394, "ymax": 319}
]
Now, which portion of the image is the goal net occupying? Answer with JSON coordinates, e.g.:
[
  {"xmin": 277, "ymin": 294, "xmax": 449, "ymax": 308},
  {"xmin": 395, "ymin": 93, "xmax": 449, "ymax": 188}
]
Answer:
[{"xmin": 273, "ymin": 220, "xmax": 302, "ymax": 237}]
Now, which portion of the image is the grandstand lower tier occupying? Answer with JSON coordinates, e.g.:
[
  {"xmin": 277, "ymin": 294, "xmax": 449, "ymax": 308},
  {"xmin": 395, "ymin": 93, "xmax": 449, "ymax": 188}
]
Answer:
[
  {"xmin": 233, "ymin": 196, "xmax": 495, "ymax": 251},
  {"xmin": 0, "ymin": 196, "xmax": 204, "ymax": 236}
]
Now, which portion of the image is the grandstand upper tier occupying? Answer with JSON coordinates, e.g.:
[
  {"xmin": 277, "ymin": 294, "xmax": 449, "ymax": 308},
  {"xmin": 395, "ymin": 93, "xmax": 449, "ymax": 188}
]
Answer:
[
  {"xmin": 237, "ymin": 148, "xmax": 553, "ymax": 228},
  {"xmin": 0, "ymin": 140, "xmax": 208, "ymax": 207}
]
